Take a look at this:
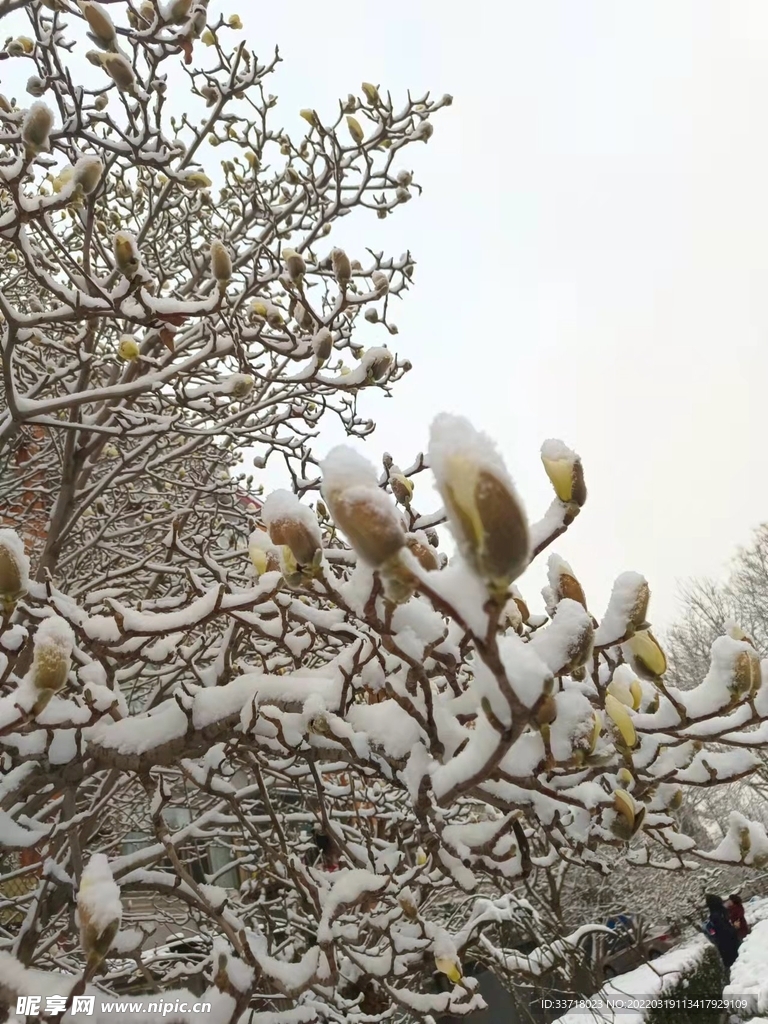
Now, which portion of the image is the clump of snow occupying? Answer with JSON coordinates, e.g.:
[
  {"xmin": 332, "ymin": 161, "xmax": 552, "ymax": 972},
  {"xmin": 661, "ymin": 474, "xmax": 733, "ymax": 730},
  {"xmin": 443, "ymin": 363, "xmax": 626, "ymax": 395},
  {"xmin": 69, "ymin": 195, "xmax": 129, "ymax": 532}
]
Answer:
[
  {"xmin": 593, "ymin": 571, "xmax": 648, "ymax": 647},
  {"xmin": 473, "ymin": 632, "xmax": 553, "ymax": 720},
  {"xmin": 77, "ymin": 854, "xmax": 122, "ymax": 939},
  {"xmin": 321, "ymin": 445, "xmax": 379, "ymax": 494},
  {"xmin": 530, "ymin": 599, "xmax": 593, "ymax": 675},
  {"xmin": 549, "ymin": 689, "xmax": 597, "ymax": 762},
  {"xmin": 701, "ymin": 811, "xmax": 768, "ymax": 867},
  {"xmin": 679, "ymin": 635, "xmax": 757, "ymax": 719}
]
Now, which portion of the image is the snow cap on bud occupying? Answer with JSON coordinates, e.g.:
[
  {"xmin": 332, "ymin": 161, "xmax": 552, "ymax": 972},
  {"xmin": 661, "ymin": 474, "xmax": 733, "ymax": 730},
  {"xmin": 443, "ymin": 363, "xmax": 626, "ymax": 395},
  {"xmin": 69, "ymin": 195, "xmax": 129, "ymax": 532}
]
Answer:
[
  {"xmin": 102, "ymin": 53, "xmax": 136, "ymax": 93},
  {"xmin": 282, "ymin": 248, "xmax": 305, "ymax": 283},
  {"xmin": 432, "ymin": 929, "xmax": 462, "ymax": 985},
  {"xmin": 547, "ymin": 554, "xmax": 587, "ymax": 610},
  {"xmin": 73, "ymin": 155, "xmax": 104, "ymax": 195},
  {"xmin": 30, "ymin": 616, "xmax": 75, "ymax": 696},
  {"xmin": 321, "ymin": 446, "xmax": 406, "ymax": 568},
  {"xmin": 530, "ymin": 599, "xmax": 593, "ymax": 677},
  {"xmin": 210, "ymin": 239, "xmax": 232, "ymax": 284},
  {"xmin": 261, "ymin": 490, "xmax": 323, "ymax": 568},
  {"xmin": 77, "ymin": 854, "xmax": 122, "ymax": 962},
  {"xmin": 22, "ymin": 101, "xmax": 54, "ymax": 155},
  {"xmin": 541, "ymin": 439, "xmax": 587, "ymax": 507},
  {"xmin": 312, "ymin": 327, "xmax": 333, "ymax": 364},
  {"xmin": 248, "ymin": 530, "xmax": 281, "ymax": 579},
  {"xmin": 118, "ymin": 336, "xmax": 140, "ymax": 361},
  {"xmin": 362, "ymin": 346, "xmax": 393, "ymax": 382},
  {"xmin": 0, "ymin": 529, "xmax": 30, "ymax": 611},
  {"xmin": 346, "ymin": 115, "xmax": 365, "ymax": 144},
  {"xmin": 78, "ymin": 1, "xmax": 117, "ymax": 48},
  {"xmin": 113, "ymin": 231, "xmax": 140, "ymax": 278},
  {"xmin": 371, "ymin": 270, "xmax": 389, "ymax": 297},
  {"xmin": 331, "ymin": 247, "xmax": 352, "ymax": 286},
  {"xmin": 429, "ymin": 413, "xmax": 529, "ymax": 598}
]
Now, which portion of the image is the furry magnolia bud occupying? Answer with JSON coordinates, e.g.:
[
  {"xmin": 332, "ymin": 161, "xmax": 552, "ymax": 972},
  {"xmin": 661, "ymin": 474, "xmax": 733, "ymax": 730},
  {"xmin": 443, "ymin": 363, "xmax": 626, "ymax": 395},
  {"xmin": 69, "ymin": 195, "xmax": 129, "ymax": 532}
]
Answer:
[
  {"xmin": 113, "ymin": 231, "xmax": 140, "ymax": 278},
  {"xmin": 346, "ymin": 115, "xmax": 365, "ymax": 145},
  {"xmin": 78, "ymin": 1, "xmax": 117, "ymax": 48},
  {"xmin": 312, "ymin": 327, "xmax": 333, "ymax": 364},
  {"xmin": 77, "ymin": 854, "xmax": 122, "ymax": 963},
  {"xmin": 321, "ymin": 447, "xmax": 406, "ymax": 569},
  {"xmin": 405, "ymin": 532, "xmax": 439, "ymax": 572},
  {"xmin": 331, "ymin": 247, "xmax": 352, "ymax": 287},
  {"xmin": 102, "ymin": 53, "xmax": 136, "ymax": 93},
  {"xmin": 262, "ymin": 490, "xmax": 323, "ymax": 568},
  {"xmin": 118, "ymin": 336, "xmax": 141, "ymax": 361},
  {"xmin": 283, "ymin": 248, "xmax": 305, "ymax": 283},
  {"xmin": 22, "ymin": 101, "xmax": 54, "ymax": 155},
  {"xmin": 0, "ymin": 529, "xmax": 30, "ymax": 611},
  {"xmin": 210, "ymin": 239, "xmax": 232, "ymax": 283},
  {"xmin": 30, "ymin": 616, "xmax": 75, "ymax": 695},
  {"xmin": 371, "ymin": 270, "xmax": 389, "ymax": 297},
  {"xmin": 541, "ymin": 439, "xmax": 587, "ymax": 507},
  {"xmin": 73, "ymin": 155, "xmax": 104, "ymax": 195},
  {"xmin": 429, "ymin": 414, "xmax": 530, "ymax": 598}
]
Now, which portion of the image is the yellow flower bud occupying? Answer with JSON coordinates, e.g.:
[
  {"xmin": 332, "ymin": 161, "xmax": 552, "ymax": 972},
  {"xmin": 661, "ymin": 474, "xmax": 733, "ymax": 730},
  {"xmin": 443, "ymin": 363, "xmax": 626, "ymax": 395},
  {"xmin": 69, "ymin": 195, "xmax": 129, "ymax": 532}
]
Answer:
[
  {"xmin": 312, "ymin": 327, "xmax": 333, "ymax": 364},
  {"xmin": 73, "ymin": 155, "xmax": 104, "ymax": 195},
  {"xmin": 201, "ymin": 28, "xmax": 216, "ymax": 45},
  {"xmin": 434, "ymin": 955, "xmax": 462, "ymax": 985},
  {"xmin": 118, "ymin": 336, "xmax": 140, "ymax": 361},
  {"xmin": 346, "ymin": 115, "xmax": 365, "ymax": 145},
  {"xmin": 22, "ymin": 101, "xmax": 54, "ymax": 155},
  {"xmin": 228, "ymin": 14, "xmax": 242, "ymax": 29},
  {"xmin": 30, "ymin": 616, "xmax": 75, "ymax": 695},
  {"xmin": 626, "ymin": 629, "xmax": 667, "ymax": 679},
  {"xmin": 430, "ymin": 416, "xmax": 532, "ymax": 598},
  {"xmin": 249, "ymin": 530, "xmax": 281, "ymax": 579},
  {"xmin": 361, "ymin": 82, "xmax": 380, "ymax": 104},
  {"xmin": 613, "ymin": 788, "xmax": 637, "ymax": 833},
  {"xmin": 390, "ymin": 472, "xmax": 413, "ymax": 506},
  {"xmin": 210, "ymin": 239, "xmax": 232, "ymax": 283},
  {"xmin": 300, "ymin": 108, "xmax": 317, "ymax": 127},
  {"xmin": 78, "ymin": 1, "xmax": 117, "ymax": 47},
  {"xmin": 182, "ymin": 171, "xmax": 212, "ymax": 189},
  {"xmin": 102, "ymin": 53, "xmax": 136, "ymax": 93},
  {"xmin": 605, "ymin": 694, "xmax": 637, "ymax": 748},
  {"xmin": 283, "ymin": 247, "xmax": 305, "ymax": 282},
  {"xmin": 113, "ymin": 232, "xmax": 140, "ymax": 278},
  {"xmin": 331, "ymin": 247, "xmax": 352, "ymax": 286},
  {"xmin": 540, "ymin": 439, "xmax": 587, "ymax": 507},
  {"xmin": 0, "ymin": 530, "xmax": 29, "ymax": 612},
  {"xmin": 416, "ymin": 847, "xmax": 427, "ymax": 865}
]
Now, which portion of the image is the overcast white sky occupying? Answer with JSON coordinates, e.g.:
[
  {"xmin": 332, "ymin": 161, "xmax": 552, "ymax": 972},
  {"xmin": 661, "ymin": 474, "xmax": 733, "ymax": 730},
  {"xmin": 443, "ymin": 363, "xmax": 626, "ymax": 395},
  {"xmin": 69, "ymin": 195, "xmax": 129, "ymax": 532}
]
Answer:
[{"xmin": 4, "ymin": 0, "xmax": 768, "ymax": 630}]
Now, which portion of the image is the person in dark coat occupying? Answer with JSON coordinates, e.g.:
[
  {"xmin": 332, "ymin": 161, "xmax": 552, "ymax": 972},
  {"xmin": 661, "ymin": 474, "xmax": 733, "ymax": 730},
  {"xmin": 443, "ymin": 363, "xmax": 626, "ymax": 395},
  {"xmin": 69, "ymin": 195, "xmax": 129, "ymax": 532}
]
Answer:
[
  {"xmin": 727, "ymin": 894, "xmax": 750, "ymax": 941},
  {"xmin": 703, "ymin": 894, "xmax": 741, "ymax": 970}
]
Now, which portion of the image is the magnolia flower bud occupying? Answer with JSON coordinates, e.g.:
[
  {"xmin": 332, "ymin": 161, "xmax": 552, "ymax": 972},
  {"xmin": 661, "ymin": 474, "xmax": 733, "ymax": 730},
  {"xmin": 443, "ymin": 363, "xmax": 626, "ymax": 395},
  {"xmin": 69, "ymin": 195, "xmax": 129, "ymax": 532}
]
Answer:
[
  {"xmin": 331, "ymin": 247, "xmax": 352, "ymax": 287},
  {"xmin": 102, "ymin": 53, "xmax": 135, "ymax": 93},
  {"xmin": 165, "ymin": 0, "xmax": 193, "ymax": 23},
  {"xmin": 6, "ymin": 37, "xmax": 34, "ymax": 56},
  {"xmin": 533, "ymin": 694, "xmax": 557, "ymax": 728},
  {"xmin": 625, "ymin": 629, "xmax": 667, "ymax": 679},
  {"xmin": 118, "ymin": 336, "xmax": 140, "ymax": 361},
  {"xmin": 73, "ymin": 155, "xmax": 104, "ymax": 195},
  {"xmin": 113, "ymin": 231, "xmax": 140, "ymax": 278},
  {"xmin": 181, "ymin": 170, "xmax": 212, "ymax": 189},
  {"xmin": 94, "ymin": 94, "xmax": 109, "ymax": 110},
  {"xmin": 321, "ymin": 447, "xmax": 406, "ymax": 569},
  {"xmin": 548, "ymin": 554, "xmax": 587, "ymax": 609},
  {"xmin": 434, "ymin": 955, "xmax": 462, "ymax": 985},
  {"xmin": 312, "ymin": 327, "xmax": 333, "ymax": 363},
  {"xmin": 361, "ymin": 82, "xmax": 380, "ymax": 104},
  {"xmin": 363, "ymin": 347, "xmax": 394, "ymax": 381},
  {"xmin": 228, "ymin": 14, "xmax": 243, "ymax": 29},
  {"xmin": 390, "ymin": 472, "xmax": 413, "ymax": 506},
  {"xmin": 22, "ymin": 101, "xmax": 54, "ymax": 155},
  {"xmin": 612, "ymin": 789, "xmax": 637, "ymax": 834},
  {"xmin": 371, "ymin": 270, "xmax": 389, "ymax": 297},
  {"xmin": 540, "ymin": 439, "xmax": 587, "ymax": 507},
  {"xmin": 262, "ymin": 490, "xmax": 323, "ymax": 568},
  {"xmin": 299, "ymin": 108, "xmax": 317, "ymax": 126},
  {"xmin": 78, "ymin": 1, "xmax": 117, "ymax": 47},
  {"xmin": 605, "ymin": 694, "xmax": 637, "ymax": 748},
  {"xmin": 0, "ymin": 529, "xmax": 29, "ymax": 612},
  {"xmin": 210, "ymin": 239, "xmax": 232, "ymax": 283},
  {"xmin": 227, "ymin": 374, "xmax": 253, "ymax": 399},
  {"xmin": 26, "ymin": 76, "xmax": 47, "ymax": 98},
  {"xmin": 733, "ymin": 648, "xmax": 761, "ymax": 696},
  {"xmin": 405, "ymin": 533, "xmax": 439, "ymax": 572},
  {"xmin": 77, "ymin": 854, "xmax": 122, "ymax": 963},
  {"xmin": 248, "ymin": 530, "xmax": 281, "ymax": 578},
  {"xmin": 30, "ymin": 616, "xmax": 75, "ymax": 695},
  {"xmin": 346, "ymin": 115, "xmax": 365, "ymax": 144},
  {"xmin": 283, "ymin": 248, "xmax": 305, "ymax": 283},
  {"xmin": 429, "ymin": 415, "xmax": 529, "ymax": 597}
]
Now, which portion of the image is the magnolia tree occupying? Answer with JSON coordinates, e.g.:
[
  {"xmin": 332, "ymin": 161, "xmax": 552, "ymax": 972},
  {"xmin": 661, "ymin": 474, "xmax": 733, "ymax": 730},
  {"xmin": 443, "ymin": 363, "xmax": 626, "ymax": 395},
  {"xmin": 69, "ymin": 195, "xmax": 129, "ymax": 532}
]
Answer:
[{"xmin": 2, "ymin": 3, "xmax": 768, "ymax": 1023}]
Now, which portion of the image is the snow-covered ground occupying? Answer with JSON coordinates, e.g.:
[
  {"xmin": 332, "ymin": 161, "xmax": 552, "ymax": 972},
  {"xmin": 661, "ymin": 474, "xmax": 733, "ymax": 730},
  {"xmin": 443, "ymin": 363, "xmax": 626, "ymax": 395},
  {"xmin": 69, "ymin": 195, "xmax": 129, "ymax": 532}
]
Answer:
[
  {"xmin": 724, "ymin": 897, "xmax": 768, "ymax": 1021},
  {"xmin": 555, "ymin": 935, "xmax": 712, "ymax": 1024}
]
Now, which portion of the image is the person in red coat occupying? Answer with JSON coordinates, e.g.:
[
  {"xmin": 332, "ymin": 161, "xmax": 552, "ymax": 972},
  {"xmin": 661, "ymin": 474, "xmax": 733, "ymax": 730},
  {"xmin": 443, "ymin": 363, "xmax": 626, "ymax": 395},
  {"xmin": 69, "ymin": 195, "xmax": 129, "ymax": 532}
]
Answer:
[{"xmin": 727, "ymin": 894, "xmax": 750, "ymax": 941}]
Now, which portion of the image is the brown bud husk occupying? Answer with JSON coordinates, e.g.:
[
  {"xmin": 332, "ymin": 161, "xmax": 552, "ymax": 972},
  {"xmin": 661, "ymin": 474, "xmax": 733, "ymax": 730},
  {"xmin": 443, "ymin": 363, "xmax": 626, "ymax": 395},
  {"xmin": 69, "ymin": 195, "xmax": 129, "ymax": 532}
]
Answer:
[
  {"xmin": 405, "ymin": 533, "xmax": 439, "ymax": 572},
  {"xmin": 331, "ymin": 247, "xmax": 352, "ymax": 286},
  {"xmin": 330, "ymin": 492, "xmax": 405, "ymax": 569}
]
